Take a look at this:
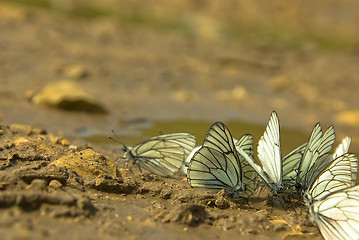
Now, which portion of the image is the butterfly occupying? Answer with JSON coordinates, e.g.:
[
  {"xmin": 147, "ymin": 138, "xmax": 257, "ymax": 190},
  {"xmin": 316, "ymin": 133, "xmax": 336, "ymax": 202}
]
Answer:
[
  {"xmin": 304, "ymin": 153, "xmax": 358, "ymax": 205},
  {"xmin": 236, "ymin": 111, "xmax": 307, "ymax": 195},
  {"xmin": 305, "ymin": 152, "xmax": 359, "ymax": 240},
  {"xmin": 180, "ymin": 135, "xmax": 256, "ymax": 192},
  {"xmin": 295, "ymin": 123, "xmax": 336, "ymax": 195},
  {"xmin": 122, "ymin": 133, "xmax": 196, "ymax": 177},
  {"xmin": 186, "ymin": 122, "xmax": 256, "ymax": 198},
  {"xmin": 309, "ymin": 184, "xmax": 359, "ymax": 240}
]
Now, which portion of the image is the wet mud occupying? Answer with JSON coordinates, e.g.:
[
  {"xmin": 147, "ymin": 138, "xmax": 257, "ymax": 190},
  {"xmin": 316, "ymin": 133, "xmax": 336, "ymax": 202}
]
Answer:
[{"xmin": 0, "ymin": 124, "xmax": 321, "ymax": 239}]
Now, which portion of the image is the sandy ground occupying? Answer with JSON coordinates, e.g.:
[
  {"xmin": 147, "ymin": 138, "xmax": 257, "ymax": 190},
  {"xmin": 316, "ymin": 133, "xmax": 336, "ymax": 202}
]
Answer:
[{"xmin": 0, "ymin": 1, "xmax": 359, "ymax": 239}]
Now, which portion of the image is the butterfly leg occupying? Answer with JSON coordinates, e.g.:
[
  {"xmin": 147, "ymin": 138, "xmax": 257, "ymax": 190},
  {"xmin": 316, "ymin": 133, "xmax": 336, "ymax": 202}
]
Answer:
[
  {"xmin": 123, "ymin": 161, "xmax": 127, "ymax": 169},
  {"xmin": 123, "ymin": 160, "xmax": 135, "ymax": 175},
  {"xmin": 277, "ymin": 195, "xmax": 289, "ymax": 211},
  {"xmin": 137, "ymin": 164, "xmax": 143, "ymax": 173},
  {"xmin": 243, "ymin": 198, "xmax": 252, "ymax": 209}
]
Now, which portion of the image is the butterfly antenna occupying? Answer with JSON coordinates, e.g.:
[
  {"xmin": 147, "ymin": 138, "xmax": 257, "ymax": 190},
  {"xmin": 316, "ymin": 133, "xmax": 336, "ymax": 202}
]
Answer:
[
  {"xmin": 108, "ymin": 130, "xmax": 131, "ymax": 170},
  {"xmin": 108, "ymin": 129, "xmax": 129, "ymax": 151}
]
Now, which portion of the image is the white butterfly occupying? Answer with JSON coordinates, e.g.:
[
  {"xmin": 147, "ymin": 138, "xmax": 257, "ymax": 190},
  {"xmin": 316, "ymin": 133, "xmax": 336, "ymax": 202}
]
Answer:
[
  {"xmin": 305, "ymin": 152, "xmax": 359, "ymax": 240},
  {"xmin": 236, "ymin": 111, "xmax": 307, "ymax": 194},
  {"xmin": 122, "ymin": 133, "xmax": 196, "ymax": 177},
  {"xmin": 295, "ymin": 123, "xmax": 336, "ymax": 194},
  {"xmin": 309, "ymin": 184, "xmax": 359, "ymax": 240},
  {"xmin": 304, "ymin": 153, "xmax": 358, "ymax": 205},
  {"xmin": 186, "ymin": 122, "xmax": 256, "ymax": 198}
]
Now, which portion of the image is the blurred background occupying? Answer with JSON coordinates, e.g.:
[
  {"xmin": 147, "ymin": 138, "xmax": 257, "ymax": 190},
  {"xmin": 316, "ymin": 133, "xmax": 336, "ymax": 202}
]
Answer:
[{"xmin": 0, "ymin": 0, "xmax": 358, "ymax": 153}]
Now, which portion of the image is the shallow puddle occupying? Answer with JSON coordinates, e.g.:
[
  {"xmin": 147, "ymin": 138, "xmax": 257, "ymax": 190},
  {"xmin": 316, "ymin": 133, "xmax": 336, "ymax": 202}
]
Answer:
[
  {"xmin": 88, "ymin": 119, "xmax": 309, "ymax": 154},
  {"xmin": 86, "ymin": 119, "xmax": 359, "ymax": 159}
]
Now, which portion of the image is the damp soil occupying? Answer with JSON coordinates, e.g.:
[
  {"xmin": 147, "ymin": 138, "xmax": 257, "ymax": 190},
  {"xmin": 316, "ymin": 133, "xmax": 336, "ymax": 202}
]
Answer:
[
  {"xmin": 1, "ymin": 1, "xmax": 359, "ymax": 239},
  {"xmin": 0, "ymin": 124, "xmax": 320, "ymax": 240}
]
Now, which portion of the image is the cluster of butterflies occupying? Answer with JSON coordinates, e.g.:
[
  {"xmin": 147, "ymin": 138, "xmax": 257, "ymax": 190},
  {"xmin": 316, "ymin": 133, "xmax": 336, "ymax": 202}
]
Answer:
[{"xmin": 120, "ymin": 111, "xmax": 359, "ymax": 240}]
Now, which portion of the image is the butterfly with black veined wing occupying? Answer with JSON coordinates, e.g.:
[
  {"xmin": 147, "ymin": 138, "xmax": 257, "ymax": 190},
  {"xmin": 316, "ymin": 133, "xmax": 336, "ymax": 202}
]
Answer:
[
  {"xmin": 304, "ymin": 153, "xmax": 358, "ymax": 206},
  {"xmin": 281, "ymin": 134, "xmax": 349, "ymax": 196},
  {"xmin": 295, "ymin": 123, "xmax": 336, "ymax": 195},
  {"xmin": 122, "ymin": 133, "xmax": 196, "ymax": 177},
  {"xmin": 309, "ymin": 184, "xmax": 359, "ymax": 240},
  {"xmin": 236, "ymin": 111, "xmax": 307, "ymax": 195},
  {"xmin": 304, "ymin": 152, "xmax": 359, "ymax": 240},
  {"xmin": 186, "ymin": 122, "xmax": 257, "ymax": 198}
]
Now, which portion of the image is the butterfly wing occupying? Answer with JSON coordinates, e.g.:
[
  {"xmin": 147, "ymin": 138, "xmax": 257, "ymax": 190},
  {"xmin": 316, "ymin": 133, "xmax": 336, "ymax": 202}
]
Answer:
[
  {"xmin": 257, "ymin": 111, "xmax": 282, "ymax": 192},
  {"xmin": 202, "ymin": 121, "xmax": 237, "ymax": 153},
  {"xmin": 297, "ymin": 124, "xmax": 336, "ymax": 192},
  {"xmin": 303, "ymin": 126, "xmax": 336, "ymax": 190},
  {"xmin": 305, "ymin": 153, "xmax": 358, "ymax": 205},
  {"xmin": 332, "ymin": 136, "xmax": 356, "ymax": 184},
  {"xmin": 187, "ymin": 122, "xmax": 244, "ymax": 197},
  {"xmin": 234, "ymin": 134, "xmax": 257, "ymax": 198},
  {"xmin": 333, "ymin": 136, "xmax": 351, "ymax": 159},
  {"xmin": 178, "ymin": 145, "xmax": 201, "ymax": 175},
  {"xmin": 309, "ymin": 184, "xmax": 359, "ymax": 240},
  {"xmin": 187, "ymin": 146, "xmax": 242, "ymax": 192},
  {"xmin": 282, "ymin": 142, "xmax": 307, "ymax": 190},
  {"xmin": 297, "ymin": 123, "xmax": 323, "ymax": 183},
  {"xmin": 128, "ymin": 133, "xmax": 196, "ymax": 177}
]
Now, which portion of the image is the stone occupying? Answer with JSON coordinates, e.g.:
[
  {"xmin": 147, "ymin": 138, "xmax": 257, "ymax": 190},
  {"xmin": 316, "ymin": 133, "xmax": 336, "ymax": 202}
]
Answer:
[
  {"xmin": 49, "ymin": 180, "xmax": 63, "ymax": 189},
  {"xmin": 50, "ymin": 149, "xmax": 119, "ymax": 179},
  {"xmin": 32, "ymin": 80, "xmax": 107, "ymax": 113}
]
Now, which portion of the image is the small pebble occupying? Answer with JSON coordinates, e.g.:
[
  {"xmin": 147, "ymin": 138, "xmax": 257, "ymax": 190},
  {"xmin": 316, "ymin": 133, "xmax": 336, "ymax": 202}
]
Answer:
[
  {"xmin": 49, "ymin": 134, "xmax": 60, "ymax": 144},
  {"xmin": 61, "ymin": 139, "xmax": 70, "ymax": 146},
  {"xmin": 49, "ymin": 179, "xmax": 63, "ymax": 189}
]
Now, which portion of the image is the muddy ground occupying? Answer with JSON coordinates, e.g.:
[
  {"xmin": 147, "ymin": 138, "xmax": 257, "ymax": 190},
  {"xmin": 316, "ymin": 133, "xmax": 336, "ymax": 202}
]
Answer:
[
  {"xmin": 0, "ymin": 1, "xmax": 359, "ymax": 239},
  {"xmin": 0, "ymin": 124, "xmax": 319, "ymax": 240}
]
